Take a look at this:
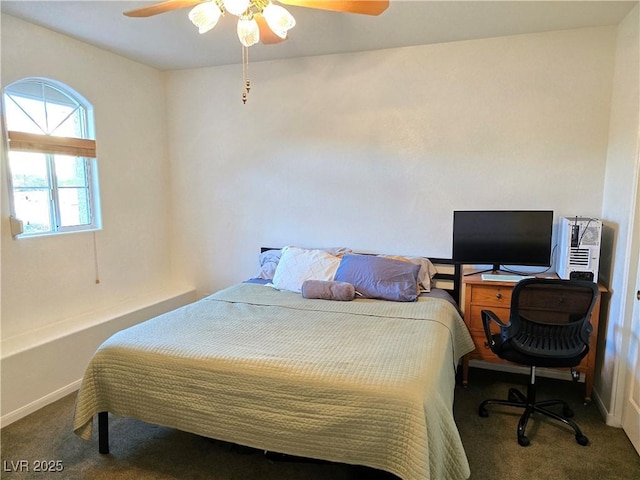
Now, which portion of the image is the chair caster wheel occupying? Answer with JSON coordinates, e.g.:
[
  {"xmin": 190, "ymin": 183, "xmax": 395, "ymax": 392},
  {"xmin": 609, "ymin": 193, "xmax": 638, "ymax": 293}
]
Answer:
[
  {"xmin": 518, "ymin": 435, "xmax": 530, "ymax": 447},
  {"xmin": 576, "ymin": 434, "xmax": 589, "ymax": 446},
  {"xmin": 563, "ymin": 406, "xmax": 574, "ymax": 417},
  {"xmin": 479, "ymin": 405, "xmax": 489, "ymax": 417}
]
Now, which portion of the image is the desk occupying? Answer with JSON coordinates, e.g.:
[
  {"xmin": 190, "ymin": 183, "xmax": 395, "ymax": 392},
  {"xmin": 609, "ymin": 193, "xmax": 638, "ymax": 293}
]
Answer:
[{"xmin": 461, "ymin": 273, "xmax": 606, "ymax": 403}]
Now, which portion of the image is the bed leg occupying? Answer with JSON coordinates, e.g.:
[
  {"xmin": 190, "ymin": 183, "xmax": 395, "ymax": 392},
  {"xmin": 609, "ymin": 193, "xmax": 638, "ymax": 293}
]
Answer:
[{"xmin": 98, "ymin": 412, "xmax": 109, "ymax": 454}]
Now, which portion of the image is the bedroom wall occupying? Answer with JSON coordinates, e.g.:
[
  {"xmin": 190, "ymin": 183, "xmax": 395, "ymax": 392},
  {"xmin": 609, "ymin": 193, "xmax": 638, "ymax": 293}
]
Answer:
[
  {"xmin": 166, "ymin": 26, "xmax": 616, "ymax": 295},
  {"xmin": 1, "ymin": 15, "xmax": 195, "ymax": 425}
]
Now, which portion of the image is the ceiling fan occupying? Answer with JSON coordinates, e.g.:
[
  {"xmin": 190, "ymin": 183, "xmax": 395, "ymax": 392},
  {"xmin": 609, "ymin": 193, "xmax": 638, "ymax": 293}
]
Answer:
[
  {"xmin": 124, "ymin": 0, "xmax": 389, "ymax": 102},
  {"xmin": 124, "ymin": 0, "xmax": 389, "ymax": 45}
]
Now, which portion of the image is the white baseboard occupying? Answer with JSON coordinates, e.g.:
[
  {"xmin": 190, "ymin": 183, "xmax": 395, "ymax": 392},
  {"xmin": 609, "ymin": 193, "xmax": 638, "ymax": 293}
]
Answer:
[
  {"xmin": 0, "ymin": 379, "xmax": 82, "ymax": 428},
  {"xmin": 585, "ymin": 379, "xmax": 626, "ymax": 427},
  {"xmin": 590, "ymin": 385, "xmax": 623, "ymax": 427}
]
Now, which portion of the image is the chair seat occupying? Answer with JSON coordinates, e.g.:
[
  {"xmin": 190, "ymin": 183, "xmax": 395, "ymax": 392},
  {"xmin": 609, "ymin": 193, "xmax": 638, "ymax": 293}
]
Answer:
[{"xmin": 490, "ymin": 334, "xmax": 586, "ymax": 368}]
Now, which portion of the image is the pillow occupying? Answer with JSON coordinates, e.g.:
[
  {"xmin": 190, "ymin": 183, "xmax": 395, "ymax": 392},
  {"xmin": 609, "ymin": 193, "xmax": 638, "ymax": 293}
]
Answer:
[
  {"xmin": 301, "ymin": 280, "xmax": 355, "ymax": 301},
  {"xmin": 334, "ymin": 254, "xmax": 420, "ymax": 302},
  {"xmin": 272, "ymin": 246, "xmax": 341, "ymax": 293},
  {"xmin": 379, "ymin": 255, "xmax": 437, "ymax": 292},
  {"xmin": 255, "ymin": 247, "xmax": 351, "ymax": 280},
  {"xmin": 254, "ymin": 249, "xmax": 282, "ymax": 280}
]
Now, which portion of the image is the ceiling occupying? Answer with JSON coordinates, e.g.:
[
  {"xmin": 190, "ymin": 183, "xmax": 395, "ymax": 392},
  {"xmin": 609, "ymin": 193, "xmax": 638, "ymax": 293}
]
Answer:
[{"xmin": 1, "ymin": 1, "xmax": 637, "ymax": 71}]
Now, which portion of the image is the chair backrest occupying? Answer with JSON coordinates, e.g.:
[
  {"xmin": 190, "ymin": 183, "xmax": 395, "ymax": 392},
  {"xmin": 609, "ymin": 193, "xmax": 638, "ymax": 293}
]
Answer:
[{"xmin": 504, "ymin": 278, "xmax": 600, "ymax": 359}]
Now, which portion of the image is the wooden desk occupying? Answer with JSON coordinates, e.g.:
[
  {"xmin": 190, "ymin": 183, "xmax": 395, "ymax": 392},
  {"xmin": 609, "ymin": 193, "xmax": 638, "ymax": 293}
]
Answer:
[{"xmin": 461, "ymin": 273, "xmax": 606, "ymax": 403}]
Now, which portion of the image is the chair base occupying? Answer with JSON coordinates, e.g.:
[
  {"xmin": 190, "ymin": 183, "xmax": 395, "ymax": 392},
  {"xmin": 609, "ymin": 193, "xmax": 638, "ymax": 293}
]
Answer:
[{"xmin": 478, "ymin": 368, "xmax": 589, "ymax": 447}]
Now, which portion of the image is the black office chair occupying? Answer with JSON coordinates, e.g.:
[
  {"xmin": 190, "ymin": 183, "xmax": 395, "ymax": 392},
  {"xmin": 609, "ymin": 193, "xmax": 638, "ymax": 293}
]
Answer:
[{"xmin": 478, "ymin": 278, "xmax": 599, "ymax": 447}]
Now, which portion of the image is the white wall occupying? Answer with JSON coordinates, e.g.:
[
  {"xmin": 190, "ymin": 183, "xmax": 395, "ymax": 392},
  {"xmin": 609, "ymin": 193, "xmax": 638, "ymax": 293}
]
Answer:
[
  {"xmin": 0, "ymin": 15, "xmax": 194, "ymax": 424},
  {"xmin": 600, "ymin": 5, "xmax": 640, "ymax": 425},
  {"xmin": 166, "ymin": 27, "xmax": 616, "ymax": 296}
]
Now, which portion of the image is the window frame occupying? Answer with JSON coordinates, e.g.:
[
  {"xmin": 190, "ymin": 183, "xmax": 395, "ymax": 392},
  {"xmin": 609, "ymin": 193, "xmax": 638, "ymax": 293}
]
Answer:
[{"xmin": 3, "ymin": 77, "xmax": 101, "ymax": 238}]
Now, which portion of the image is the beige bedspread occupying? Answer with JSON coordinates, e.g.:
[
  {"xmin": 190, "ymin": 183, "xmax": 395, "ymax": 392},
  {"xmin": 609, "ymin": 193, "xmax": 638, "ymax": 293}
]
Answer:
[{"xmin": 74, "ymin": 283, "xmax": 474, "ymax": 480}]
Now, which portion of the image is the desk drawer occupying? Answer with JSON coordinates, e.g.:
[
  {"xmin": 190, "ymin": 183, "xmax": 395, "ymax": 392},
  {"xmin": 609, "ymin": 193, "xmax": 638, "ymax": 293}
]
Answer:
[
  {"xmin": 469, "ymin": 285, "xmax": 513, "ymax": 307},
  {"xmin": 518, "ymin": 286, "xmax": 593, "ymax": 312},
  {"xmin": 468, "ymin": 306, "xmax": 510, "ymax": 332},
  {"xmin": 470, "ymin": 333, "xmax": 499, "ymax": 360}
]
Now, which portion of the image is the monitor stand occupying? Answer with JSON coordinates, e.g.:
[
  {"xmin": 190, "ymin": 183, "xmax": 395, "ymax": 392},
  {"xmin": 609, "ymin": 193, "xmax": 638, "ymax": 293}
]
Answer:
[{"xmin": 464, "ymin": 264, "xmax": 507, "ymax": 276}]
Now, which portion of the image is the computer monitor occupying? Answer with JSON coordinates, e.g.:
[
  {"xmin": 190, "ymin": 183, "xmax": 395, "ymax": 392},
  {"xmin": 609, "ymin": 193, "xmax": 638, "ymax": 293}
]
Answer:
[{"xmin": 452, "ymin": 210, "xmax": 553, "ymax": 272}]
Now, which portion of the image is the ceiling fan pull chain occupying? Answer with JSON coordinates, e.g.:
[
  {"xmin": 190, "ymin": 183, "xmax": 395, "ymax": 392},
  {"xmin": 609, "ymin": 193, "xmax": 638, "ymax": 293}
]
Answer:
[{"xmin": 242, "ymin": 45, "xmax": 251, "ymax": 104}]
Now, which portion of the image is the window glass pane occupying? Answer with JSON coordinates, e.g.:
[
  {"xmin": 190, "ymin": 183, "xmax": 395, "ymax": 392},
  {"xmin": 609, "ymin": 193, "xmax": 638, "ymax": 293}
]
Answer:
[
  {"xmin": 59, "ymin": 187, "xmax": 90, "ymax": 226},
  {"xmin": 44, "ymin": 83, "xmax": 82, "ymax": 137},
  {"xmin": 8, "ymin": 151, "xmax": 50, "ymax": 188},
  {"xmin": 5, "ymin": 79, "xmax": 43, "ymax": 99},
  {"xmin": 13, "ymin": 189, "xmax": 52, "ymax": 234},
  {"xmin": 55, "ymin": 155, "xmax": 88, "ymax": 187},
  {"xmin": 4, "ymin": 94, "xmax": 45, "ymax": 134},
  {"xmin": 4, "ymin": 81, "xmax": 83, "ymax": 136},
  {"xmin": 48, "ymin": 105, "xmax": 83, "ymax": 137}
]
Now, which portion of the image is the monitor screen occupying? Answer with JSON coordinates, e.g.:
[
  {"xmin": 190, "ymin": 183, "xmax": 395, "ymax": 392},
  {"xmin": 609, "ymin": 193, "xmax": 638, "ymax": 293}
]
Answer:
[{"xmin": 452, "ymin": 210, "xmax": 553, "ymax": 269}]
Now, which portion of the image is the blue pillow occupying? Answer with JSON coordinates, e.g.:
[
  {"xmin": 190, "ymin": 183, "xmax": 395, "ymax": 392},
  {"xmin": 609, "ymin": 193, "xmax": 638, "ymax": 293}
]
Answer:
[{"xmin": 334, "ymin": 254, "xmax": 420, "ymax": 302}]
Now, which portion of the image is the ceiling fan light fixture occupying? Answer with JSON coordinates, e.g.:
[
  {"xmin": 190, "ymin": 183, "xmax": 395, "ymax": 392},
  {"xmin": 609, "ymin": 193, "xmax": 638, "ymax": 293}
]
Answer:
[
  {"xmin": 124, "ymin": 0, "xmax": 389, "ymax": 104},
  {"xmin": 188, "ymin": 1, "xmax": 223, "ymax": 34},
  {"xmin": 237, "ymin": 15, "xmax": 260, "ymax": 47},
  {"xmin": 224, "ymin": 0, "xmax": 251, "ymax": 16},
  {"xmin": 262, "ymin": 3, "xmax": 296, "ymax": 39}
]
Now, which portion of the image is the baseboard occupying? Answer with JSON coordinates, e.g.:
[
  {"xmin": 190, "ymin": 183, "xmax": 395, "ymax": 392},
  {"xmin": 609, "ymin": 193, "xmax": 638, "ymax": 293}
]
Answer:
[
  {"xmin": 0, "ymin": 287, "xmax": 197, "ymax": 428},
  {"xmin": 0, "ymin": 379, "xmax": 82, "ymax": 428},
  {"xmin": 590, "ymin": 385, "xmax": 622, "ymax": 427}
]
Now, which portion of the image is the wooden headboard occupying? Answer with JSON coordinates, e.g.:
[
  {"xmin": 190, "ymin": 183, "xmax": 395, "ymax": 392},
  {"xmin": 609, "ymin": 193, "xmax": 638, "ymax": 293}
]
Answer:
[{"xmin": 260, "ymin": 248, "xmax": 462, "ymax": 305}]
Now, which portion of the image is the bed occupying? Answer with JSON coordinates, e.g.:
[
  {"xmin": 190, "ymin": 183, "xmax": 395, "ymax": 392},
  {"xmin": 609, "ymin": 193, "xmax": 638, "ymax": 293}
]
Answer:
[{"xmin": 73, "ymin": 247, "xmax": 474, "ymax": 480}]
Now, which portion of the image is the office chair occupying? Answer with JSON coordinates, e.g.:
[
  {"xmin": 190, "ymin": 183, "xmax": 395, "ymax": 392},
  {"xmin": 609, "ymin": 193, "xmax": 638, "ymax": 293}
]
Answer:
[{"xmin": 478, "ymin": 278, "xmax": 599, "ymax": 447}]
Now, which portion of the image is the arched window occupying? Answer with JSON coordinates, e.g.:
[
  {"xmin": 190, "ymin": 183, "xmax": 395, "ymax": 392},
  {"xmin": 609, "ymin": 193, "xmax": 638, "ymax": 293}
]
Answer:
[{"xmin": 3, "ymin": 78, "xmax": 101, "ymax": 237}]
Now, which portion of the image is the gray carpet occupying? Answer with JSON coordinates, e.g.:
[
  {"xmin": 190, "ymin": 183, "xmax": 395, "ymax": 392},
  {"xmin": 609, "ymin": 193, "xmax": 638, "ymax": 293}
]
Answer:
[{"xmin": 1, "ymin": 367, "xmax": 639, "ymax": 479}]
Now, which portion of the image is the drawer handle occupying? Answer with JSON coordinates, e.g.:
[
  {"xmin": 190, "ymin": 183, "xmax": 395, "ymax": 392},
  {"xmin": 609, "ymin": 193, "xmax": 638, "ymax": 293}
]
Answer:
[{"xmin": 495, "ymin": 293, "xmax": 502, "ymax": 299}]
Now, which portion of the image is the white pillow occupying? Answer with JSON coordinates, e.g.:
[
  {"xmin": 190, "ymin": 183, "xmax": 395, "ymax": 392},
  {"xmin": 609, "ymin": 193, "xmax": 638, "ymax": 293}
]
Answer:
[{"xmin": 272, "ymin": 246, "xmax": 341, "ymax": 293}]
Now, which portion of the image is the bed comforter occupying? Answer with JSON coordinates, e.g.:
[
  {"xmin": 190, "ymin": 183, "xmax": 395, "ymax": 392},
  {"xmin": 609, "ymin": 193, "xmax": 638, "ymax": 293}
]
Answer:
[{"xmin": 74, "ymin": 282, "xmax": 474, "ymax": 480}]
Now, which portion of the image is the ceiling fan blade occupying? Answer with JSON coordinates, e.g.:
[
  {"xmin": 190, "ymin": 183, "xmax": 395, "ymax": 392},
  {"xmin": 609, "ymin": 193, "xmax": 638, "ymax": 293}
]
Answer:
[
  {"xmin": 124, "ymin": 0, "xmax": 205, "ymax": 18},
  {"xmin": 277, "ymin": 0, "xmax": 389, "ymax": 16},
  {"xmin": 255, "ymin": 13, "xmax": 288, "ymax": 45}
]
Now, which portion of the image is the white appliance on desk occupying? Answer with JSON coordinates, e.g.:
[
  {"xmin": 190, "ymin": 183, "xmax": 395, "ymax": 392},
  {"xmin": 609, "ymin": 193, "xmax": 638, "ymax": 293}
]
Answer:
[{"xmin": 557, "ymin": 216, "xmax": 602, "ymax": 282}]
